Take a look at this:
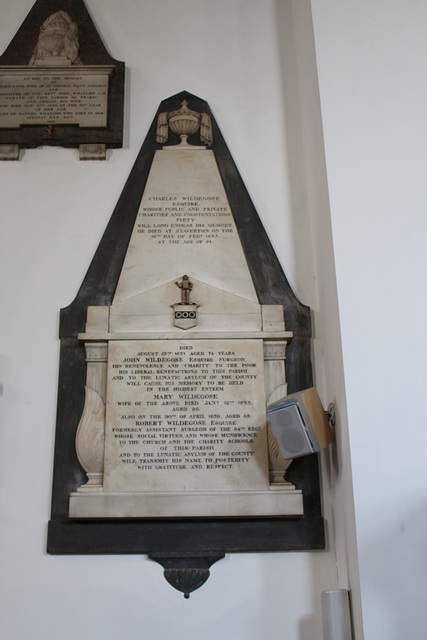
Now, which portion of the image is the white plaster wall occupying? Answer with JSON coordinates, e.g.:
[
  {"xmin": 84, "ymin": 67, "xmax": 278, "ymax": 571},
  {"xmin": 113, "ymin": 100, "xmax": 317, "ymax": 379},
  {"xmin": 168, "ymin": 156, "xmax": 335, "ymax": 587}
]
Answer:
[
  {"xmin": 311, "ymin": 1, "xmax": 427, "ymax": 638},
  {"xmin": 0, "ymin": 1, "xmax": 351, "ymax": 639}
]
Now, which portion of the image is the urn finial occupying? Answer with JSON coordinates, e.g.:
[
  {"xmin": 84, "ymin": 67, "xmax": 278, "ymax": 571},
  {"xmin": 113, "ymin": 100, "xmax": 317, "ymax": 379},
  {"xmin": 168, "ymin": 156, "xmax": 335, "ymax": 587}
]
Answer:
[{"xmin": 156, "ymin": 100, "xmax": 213, "ymax": 147}]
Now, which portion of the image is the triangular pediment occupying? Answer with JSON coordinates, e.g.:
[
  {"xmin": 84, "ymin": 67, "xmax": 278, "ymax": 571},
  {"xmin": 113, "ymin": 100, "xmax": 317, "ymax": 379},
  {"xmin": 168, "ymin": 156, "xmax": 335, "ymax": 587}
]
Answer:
[{"xmin": 110, "ymin": 277, "xmax": 261, "ymax": 332}]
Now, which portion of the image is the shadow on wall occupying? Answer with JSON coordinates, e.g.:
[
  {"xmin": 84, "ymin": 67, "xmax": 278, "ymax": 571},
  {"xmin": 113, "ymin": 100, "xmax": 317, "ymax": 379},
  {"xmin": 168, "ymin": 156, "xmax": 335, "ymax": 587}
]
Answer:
[{"xmin": 274, "ymin": 0, "xmax": 317, "ymax": 305}]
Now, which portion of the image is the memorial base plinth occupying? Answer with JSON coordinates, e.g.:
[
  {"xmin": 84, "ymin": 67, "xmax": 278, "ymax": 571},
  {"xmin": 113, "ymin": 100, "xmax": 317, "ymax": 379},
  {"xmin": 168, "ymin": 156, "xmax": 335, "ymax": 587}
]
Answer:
[{"xmin": 69, "ymin": 488, "xmax": 303, "ymax": 518}]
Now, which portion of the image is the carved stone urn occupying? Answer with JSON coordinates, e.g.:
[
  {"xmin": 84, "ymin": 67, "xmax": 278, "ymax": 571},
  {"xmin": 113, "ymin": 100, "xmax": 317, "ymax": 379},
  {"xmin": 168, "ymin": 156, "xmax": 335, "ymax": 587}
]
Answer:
[
  {"xmin": 156, "ymin": 100, "xmax": 213, "ymax": 146},
  {"xmin": 168, "ymin": 100, "xmax": 201, "ymax": 144}
]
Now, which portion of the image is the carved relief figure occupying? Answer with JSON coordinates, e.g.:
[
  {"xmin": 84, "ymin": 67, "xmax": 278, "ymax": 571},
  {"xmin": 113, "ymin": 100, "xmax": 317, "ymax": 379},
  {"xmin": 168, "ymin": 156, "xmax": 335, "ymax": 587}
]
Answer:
[
  {"xmin": 29, "ymin": 11, "xmax": 82, "ymax": 66},
  {"xmin": 175, "ymin": 275, "xmax": 193, "ymax": 304}
]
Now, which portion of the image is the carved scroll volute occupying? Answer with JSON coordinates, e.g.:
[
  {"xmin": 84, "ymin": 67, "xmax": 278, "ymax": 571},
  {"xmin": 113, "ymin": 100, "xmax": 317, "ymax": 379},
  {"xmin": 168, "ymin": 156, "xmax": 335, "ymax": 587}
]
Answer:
[{"xmin": 75, "ymin": 342, "xmax": 107, "ymax": 492}]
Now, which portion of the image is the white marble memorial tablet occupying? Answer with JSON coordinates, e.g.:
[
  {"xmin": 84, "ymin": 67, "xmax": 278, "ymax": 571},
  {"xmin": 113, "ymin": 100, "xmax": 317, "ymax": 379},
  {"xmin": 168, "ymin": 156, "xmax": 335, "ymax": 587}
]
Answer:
[
  {"xmin": 0, "ymin": 67, "xmax": 113, "ymax": 128},
  {"xmin": 104, "ymin": 339, "xmax": 268, "ymax": 492}
]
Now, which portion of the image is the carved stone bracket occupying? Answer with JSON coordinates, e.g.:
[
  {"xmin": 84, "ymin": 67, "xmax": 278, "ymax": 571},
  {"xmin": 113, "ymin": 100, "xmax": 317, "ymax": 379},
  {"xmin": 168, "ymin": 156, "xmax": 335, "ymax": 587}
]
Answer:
[
  {"xmin": 79, "ymin": 144, "xmax": 107, "ymax": 161},
  {"xmin": 148, "ymin": 553, "xmax": 225, "ymax": 598},
  {"xmin": 0, "ymin": 144, "xmax": 20, "ymax": 161}
]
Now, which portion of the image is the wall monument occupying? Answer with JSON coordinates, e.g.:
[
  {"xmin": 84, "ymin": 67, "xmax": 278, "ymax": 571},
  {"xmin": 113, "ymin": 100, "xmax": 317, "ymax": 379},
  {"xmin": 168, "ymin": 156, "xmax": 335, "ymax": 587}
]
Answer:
[{"xmin": 48, "ymin": 91, "xmax": 324, "ymax": 596}]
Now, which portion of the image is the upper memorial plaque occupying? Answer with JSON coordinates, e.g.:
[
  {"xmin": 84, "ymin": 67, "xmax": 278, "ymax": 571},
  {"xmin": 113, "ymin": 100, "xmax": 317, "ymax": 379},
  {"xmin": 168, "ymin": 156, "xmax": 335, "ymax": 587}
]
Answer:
[{"xmin": 0, "ymin": 0, "xmax": 124, "ymax": 160}]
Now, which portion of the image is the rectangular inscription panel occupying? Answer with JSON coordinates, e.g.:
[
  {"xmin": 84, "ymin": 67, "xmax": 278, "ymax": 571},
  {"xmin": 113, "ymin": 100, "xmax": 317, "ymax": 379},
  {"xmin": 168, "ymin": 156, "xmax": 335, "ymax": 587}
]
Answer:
[
  {"xmin": 0, "ymin": 67, "xmax": 113, "ymax": 128},
  {"xmin": 104, "ymin": 339, "xmax": 269, "ymax": 492}
]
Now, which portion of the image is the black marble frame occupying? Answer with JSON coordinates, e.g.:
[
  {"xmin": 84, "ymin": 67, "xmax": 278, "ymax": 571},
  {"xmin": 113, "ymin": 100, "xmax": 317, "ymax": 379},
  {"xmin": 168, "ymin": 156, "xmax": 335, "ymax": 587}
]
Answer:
[{"xmin": 47, "ymin": 91, "xmax": 324, "ymax": 594}]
